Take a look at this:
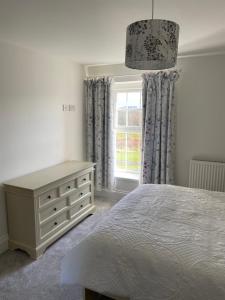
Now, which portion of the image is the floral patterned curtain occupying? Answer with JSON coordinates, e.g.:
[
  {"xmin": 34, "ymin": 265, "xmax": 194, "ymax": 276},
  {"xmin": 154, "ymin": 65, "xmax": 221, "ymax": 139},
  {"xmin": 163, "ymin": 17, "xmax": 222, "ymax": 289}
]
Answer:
[
  {"xmin": 84, "ymin": 77, "xmax": 113, "ymax": 191},
  {"xmin": 141, "ymin": 71, "xmax": 179, "ymax": 184}
]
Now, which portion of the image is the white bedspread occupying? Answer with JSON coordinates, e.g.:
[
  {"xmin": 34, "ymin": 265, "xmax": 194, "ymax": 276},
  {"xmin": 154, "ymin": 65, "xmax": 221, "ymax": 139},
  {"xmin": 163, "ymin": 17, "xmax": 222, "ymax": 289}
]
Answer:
[{"xmin": 61, "ymin": 184, "xmax": 225, "ymax": 300}]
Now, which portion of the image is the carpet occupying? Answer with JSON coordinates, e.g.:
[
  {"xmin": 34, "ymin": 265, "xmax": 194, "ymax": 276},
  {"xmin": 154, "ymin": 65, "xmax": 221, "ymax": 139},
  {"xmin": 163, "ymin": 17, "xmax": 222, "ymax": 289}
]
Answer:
[{"xmin": 0, "ymin": 198, "xmax": 115, "ymax": 300}]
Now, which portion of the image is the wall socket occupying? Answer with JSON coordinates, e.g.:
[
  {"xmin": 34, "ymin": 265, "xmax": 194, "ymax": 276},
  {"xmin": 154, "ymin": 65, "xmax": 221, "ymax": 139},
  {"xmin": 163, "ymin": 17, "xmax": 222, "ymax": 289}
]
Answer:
[{"xmin": 62, "ymin": 104, "xmax": 76, "ymax": 112}]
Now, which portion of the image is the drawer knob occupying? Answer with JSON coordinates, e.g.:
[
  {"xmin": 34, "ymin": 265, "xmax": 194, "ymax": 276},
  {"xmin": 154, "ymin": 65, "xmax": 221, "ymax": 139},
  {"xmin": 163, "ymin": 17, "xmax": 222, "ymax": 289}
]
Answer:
[
  {"xmin": 67, "ymin": 186, "xmax": 71, "ymax": 189},
  {"xmin": 53, "ymin": 207, "xmax": 57, "ymax": 211},
  {"xmin": 54, "ymin": 222, "xmax": 58, "ymax": 226},
  {"xmin": 80, "ymin": 204, "xmax": 83, "ymax": 208},
  {"xmin": 83, "ymin": 178, "xmax": 86, "ymax": 181},
  {"xmin": 80, "ymin": 192, "xmax": 83, "ymax": 196},
  {"xmin": 48, "ymin": 195, "xmax": 51, "ymax": 199}
]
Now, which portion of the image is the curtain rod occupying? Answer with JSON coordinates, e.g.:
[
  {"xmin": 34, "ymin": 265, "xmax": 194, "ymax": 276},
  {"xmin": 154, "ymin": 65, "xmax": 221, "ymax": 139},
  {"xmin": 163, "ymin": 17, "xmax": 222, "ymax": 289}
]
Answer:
[
  {"xmin": 86, "ymin": 68, "xmax": 182, "ymax": 79},
  {"xmin": 86, "ymin": 73, "xmax": 141, "ymax": 79}
]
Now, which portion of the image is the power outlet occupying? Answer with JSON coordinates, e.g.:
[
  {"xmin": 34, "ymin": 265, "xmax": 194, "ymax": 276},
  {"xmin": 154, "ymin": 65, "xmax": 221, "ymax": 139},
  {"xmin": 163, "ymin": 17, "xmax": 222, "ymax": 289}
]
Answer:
[
  {"xmin": 62, "ymin": 104, "xmax": 75, "ymax": 112},
  {"xmin": 69, "ymin": 105, "xmax": 75, "ymax": 111},
  {"xmin": 62, "ymin": 104, "xmax": 69, "ymax": 111}
]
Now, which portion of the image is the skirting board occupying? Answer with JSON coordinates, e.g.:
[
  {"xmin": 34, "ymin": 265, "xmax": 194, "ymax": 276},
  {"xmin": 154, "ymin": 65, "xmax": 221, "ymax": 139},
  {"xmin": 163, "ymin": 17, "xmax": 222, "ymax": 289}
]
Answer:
[{"xmin": 0, "ymin": 234, "xmax": 8, "ymax": 255}]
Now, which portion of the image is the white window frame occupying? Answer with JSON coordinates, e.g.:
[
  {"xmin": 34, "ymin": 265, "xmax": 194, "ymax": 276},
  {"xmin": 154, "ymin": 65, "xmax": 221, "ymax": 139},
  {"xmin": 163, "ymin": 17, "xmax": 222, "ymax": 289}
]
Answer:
[{"xmin": 112, "ymin": 80, "xmax": 142, "ymax": 180}]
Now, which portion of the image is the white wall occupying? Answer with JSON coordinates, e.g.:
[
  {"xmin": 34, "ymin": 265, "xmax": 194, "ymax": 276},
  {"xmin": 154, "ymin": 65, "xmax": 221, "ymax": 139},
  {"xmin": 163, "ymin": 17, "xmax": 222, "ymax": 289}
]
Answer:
[
  {"xmin": 0, "ymin": 41, "xmax": 84, "ymax": 253},
  {"xmin": 87, "ymin": 53, "xmax": 225, "ymax": 187},
  {"xmin": 176, "ymin": 54, "xmax": 225, "ymax": 186}
]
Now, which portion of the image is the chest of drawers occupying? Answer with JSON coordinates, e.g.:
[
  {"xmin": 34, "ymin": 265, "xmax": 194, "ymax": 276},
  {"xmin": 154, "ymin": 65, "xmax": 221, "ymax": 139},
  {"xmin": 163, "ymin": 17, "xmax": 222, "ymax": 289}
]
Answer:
[{"xmin": 4, "ymin": 161, "xmax": 96, "ymax": 259}]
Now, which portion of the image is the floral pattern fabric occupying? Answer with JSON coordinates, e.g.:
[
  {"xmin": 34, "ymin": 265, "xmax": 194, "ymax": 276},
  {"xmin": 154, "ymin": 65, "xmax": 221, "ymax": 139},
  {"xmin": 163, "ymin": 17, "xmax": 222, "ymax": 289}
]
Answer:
[
  {"xmin": 84, "ymin": 77, "xmax": 113, "ymax": 191},
  {"xmin": 141, "ymin": 71, "xmax": 179, "ymax": 184},
  {"xmin": 125, "ymin": 19, "xmax": 179, "ymax": 70}
]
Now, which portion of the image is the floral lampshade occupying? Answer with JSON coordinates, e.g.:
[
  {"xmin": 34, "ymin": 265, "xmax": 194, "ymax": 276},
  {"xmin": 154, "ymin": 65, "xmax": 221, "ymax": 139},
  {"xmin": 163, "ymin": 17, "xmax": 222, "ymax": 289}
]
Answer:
[{"xmin": 125, "ymin": 19, "xmax": 179, "ymax": 70}]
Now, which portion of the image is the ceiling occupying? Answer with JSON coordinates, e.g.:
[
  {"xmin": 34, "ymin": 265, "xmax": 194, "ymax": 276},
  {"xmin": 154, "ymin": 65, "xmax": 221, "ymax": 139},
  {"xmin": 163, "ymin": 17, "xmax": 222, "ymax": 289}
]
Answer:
[{"xmin": 0, "ymin": 0, "xmax": 225, "ymax": 65}]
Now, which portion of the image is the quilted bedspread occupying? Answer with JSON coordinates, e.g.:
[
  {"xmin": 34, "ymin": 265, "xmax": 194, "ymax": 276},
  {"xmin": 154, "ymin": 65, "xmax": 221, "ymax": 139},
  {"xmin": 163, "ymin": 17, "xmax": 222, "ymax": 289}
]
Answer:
[{"xmin": 61, "ymin": 184, "xmax": 225, "ymax": 300}]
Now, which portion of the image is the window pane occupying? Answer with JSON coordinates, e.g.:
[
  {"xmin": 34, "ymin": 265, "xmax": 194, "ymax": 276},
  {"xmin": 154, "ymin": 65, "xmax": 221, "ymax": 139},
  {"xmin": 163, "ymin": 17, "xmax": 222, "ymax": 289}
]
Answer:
[
  {"xmin": 116, "ymin": 132, "xmax": 126, "ymax": 170},
  {"xmin": 127, "ymin": 92, "xmax": 141, "ymax": 108},
  {"xmin": 116, "ymin": 93, "xmax": 126, "ymax": 108},
  {"xmin": 127, "ymin": 132, "xmax": 141, "ymax": 151},
  {"xmin": 128, "ymin": 109, "xmax": 142, "ymax": 126},
  {"xmin": 127, "ymin": 151, "xmax": 141, "ymax": 172},
  {"xmin": 113, "ymin": 87, "xmax": 142, "ymax": 179},
  {"xmin": 127, "ymin": 133, "xmax": 141, "ymax": 172},
  {"xmin": 117, "ymin": 110, "xmax": 126, "ymax": 126}
]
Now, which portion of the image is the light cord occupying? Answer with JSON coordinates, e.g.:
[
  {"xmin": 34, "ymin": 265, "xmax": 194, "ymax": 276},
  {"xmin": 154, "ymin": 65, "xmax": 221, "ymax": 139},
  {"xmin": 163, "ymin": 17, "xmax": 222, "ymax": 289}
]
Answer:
[{"xmin": 152, "ymin": 0, "xmax": 154, "ymax": 19}]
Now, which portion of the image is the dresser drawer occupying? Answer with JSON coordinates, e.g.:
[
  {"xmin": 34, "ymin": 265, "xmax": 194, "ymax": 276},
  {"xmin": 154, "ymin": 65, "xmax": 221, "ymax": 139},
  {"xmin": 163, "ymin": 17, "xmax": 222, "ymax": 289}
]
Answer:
[
  {"xmin": 39, "ymin": 198, "xmax": 68, "ymax": 222},
  {"xmin": 59, "ymin": 179, "xmax": 76, "ymax": 196},
  {"xmin": 77, "ymin": 173, "xmax": 91, "ymax": 187},
  {"xmin": 69, "ymin": 185, "xmax": 91, "ymax": 205},
  {"xmin": 39, "ymin": 188, "xmax": 59, "ymax": 207},
  {"xmin": 70, "ymin": 197, "xmax": 91, "ymax": 219},
  {"xmin": 40, "ymin": 211, "xmax": 69, "ymax": 239}
]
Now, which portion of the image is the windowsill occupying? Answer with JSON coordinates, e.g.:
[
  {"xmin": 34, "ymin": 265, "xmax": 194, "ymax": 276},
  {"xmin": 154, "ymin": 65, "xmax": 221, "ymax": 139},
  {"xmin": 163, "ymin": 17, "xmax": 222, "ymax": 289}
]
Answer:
[{"xmin": 114, "ymin": 171, "xmax": 140, "ymax": 181}]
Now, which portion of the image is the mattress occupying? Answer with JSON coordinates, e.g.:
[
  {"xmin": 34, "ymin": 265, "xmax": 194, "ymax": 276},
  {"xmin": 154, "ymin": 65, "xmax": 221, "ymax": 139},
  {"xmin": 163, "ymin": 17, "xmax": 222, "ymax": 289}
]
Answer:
[{"xmin": 61, "ymin": 184, "xmax": 225, "ymax": 300}]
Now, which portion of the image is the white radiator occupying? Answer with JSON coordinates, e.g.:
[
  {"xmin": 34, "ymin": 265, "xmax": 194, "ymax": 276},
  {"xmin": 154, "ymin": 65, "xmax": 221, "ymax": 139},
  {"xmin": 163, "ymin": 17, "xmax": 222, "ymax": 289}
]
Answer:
[{"xmin": 189, "ymin": 160, "xmax": 225, "ymax": 192}]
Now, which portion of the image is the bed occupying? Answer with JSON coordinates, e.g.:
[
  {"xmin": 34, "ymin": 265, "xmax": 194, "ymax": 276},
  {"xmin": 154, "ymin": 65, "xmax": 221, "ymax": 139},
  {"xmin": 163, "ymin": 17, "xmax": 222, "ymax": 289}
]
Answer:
[{"xmin": 61, "ymin": 184, "xmax": 225, "ymax": 300}]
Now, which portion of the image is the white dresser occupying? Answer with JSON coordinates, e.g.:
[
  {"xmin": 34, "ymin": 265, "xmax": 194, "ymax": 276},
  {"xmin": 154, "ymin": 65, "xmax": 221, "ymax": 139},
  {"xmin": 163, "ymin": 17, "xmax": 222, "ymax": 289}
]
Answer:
[{"xmin": 4, "ymin": 161, "xmax": 96, "ymax": 259}]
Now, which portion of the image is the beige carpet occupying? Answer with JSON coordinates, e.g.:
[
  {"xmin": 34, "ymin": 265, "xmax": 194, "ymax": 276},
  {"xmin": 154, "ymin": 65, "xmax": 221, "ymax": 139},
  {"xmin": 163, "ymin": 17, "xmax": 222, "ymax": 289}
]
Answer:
[{"xmin": 0, "ymin": 198, "xmax": 116, "ymax": 300}]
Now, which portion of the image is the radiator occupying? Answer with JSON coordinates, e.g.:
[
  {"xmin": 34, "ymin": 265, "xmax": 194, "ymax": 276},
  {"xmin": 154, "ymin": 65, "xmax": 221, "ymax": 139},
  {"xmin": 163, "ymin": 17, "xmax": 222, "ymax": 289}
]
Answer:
[{"xmin": 189, "ymin": 160, "xmax": 225, "ymax": 192}]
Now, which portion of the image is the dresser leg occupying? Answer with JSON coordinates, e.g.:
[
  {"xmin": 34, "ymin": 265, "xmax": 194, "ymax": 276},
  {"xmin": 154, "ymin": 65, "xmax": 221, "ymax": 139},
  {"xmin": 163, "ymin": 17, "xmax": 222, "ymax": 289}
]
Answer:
[
  {"xmin": 8, "ymin": 240, "xmax": 44, "ymax": 259},
  {"xmin": 31, "ymin": 247, "xmax": 45, "ymax": 259}
]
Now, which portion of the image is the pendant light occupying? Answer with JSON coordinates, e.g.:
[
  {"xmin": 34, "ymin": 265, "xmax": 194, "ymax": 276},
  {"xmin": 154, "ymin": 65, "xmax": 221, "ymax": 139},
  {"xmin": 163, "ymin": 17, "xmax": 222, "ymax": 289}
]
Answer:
[{"xmin": 125, "ymin": 0, "xmax": 179, "ymax": 70}]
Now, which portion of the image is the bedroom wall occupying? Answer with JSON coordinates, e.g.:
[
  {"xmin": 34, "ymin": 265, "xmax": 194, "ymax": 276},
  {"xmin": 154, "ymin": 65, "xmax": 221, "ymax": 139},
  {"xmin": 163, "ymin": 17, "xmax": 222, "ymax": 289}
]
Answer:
[
  {"xmin": 175, "ymin": 54, "xmax": 225, "ymax": 186},
  {"xmin": 87, "ymin": 53, "xmax": 225, "ymax": 188},
  {"xmin": 0, "ymin": 41, "xmax": 84, "ymax": 254}
]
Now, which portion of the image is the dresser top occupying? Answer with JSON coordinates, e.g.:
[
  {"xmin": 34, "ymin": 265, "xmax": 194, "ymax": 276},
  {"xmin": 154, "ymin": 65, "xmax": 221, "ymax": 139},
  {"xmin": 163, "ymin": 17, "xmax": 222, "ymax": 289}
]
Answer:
[{"xmin": 4, "ymin": 161, "xmax": 95, "ymax": 190}]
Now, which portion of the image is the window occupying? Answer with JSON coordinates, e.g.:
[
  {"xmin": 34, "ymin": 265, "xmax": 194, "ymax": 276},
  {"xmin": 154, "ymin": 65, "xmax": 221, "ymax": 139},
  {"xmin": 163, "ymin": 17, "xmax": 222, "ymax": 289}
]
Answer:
[{"xmin": 113, "ymin": 81, "xmax": 142, "ymax": 180}]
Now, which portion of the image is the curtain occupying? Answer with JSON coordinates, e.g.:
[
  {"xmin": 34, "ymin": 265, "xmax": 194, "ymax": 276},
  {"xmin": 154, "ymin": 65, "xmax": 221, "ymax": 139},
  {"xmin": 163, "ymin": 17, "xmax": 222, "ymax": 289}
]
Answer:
[
  {"xmin": 84, "ymin": 77, "xmax": 113, "ymax": 191},
  {"xmin": 141, "ymin": 70, "xmax": 179, "ymax": 184}
]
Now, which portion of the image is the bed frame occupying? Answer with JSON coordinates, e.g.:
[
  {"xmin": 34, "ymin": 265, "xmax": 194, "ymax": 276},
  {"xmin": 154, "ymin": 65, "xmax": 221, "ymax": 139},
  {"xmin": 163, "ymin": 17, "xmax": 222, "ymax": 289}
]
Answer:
[{"xmin": 85, "ymin": 288, "xmax": 129, "ymax": 300}]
